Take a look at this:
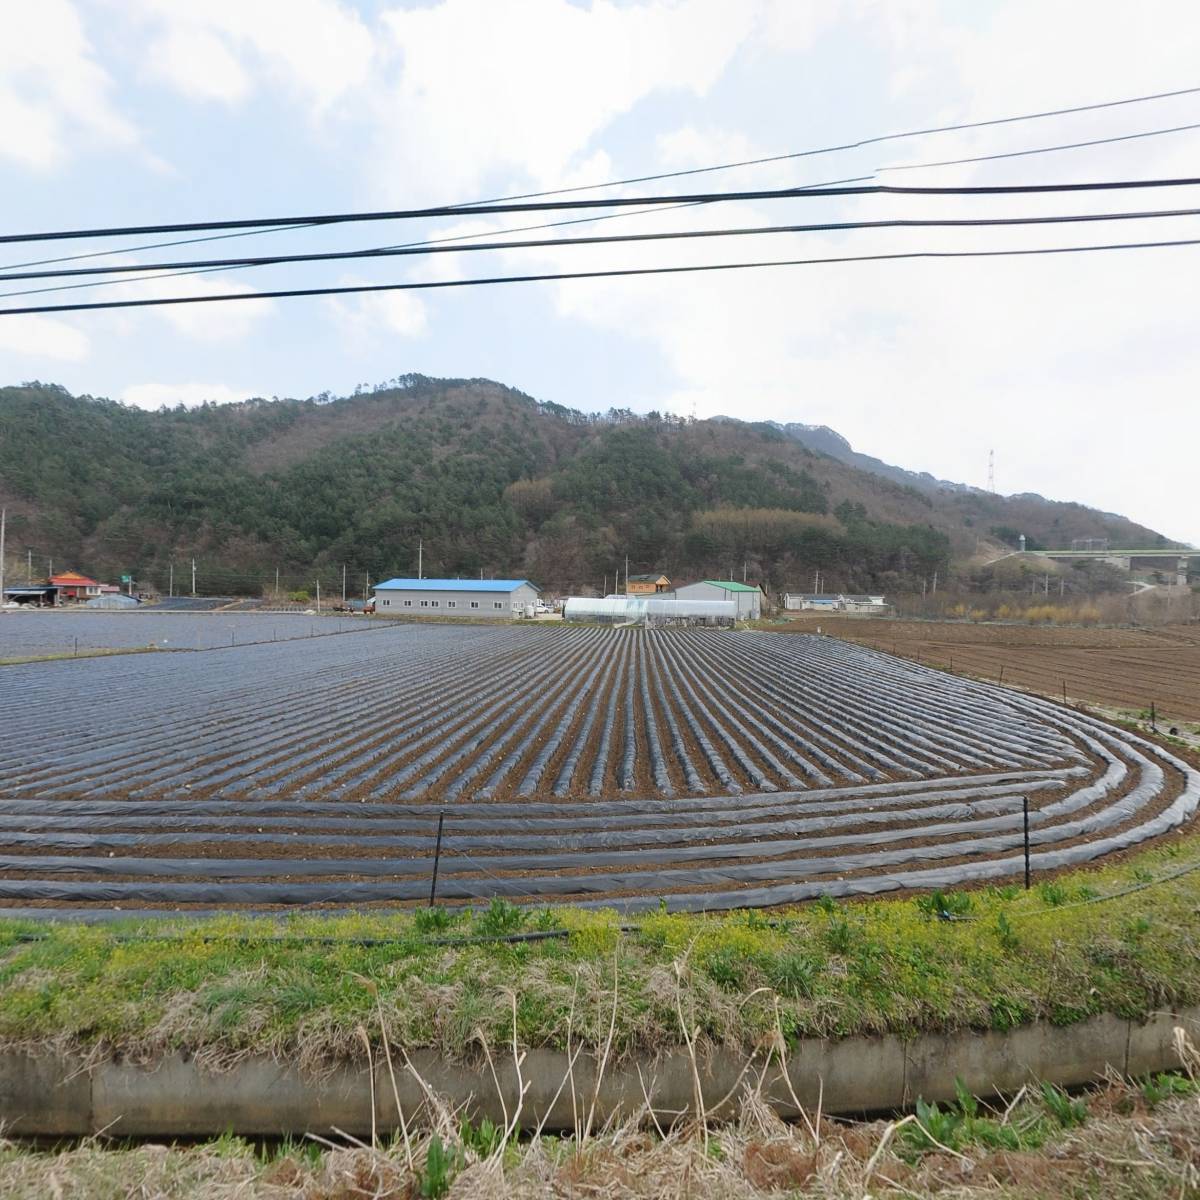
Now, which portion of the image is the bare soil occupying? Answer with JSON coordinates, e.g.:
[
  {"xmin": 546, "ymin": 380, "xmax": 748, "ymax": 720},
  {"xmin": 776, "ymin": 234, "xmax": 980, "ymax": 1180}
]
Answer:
[{"xmin": 789, "ymin": 616, "xmax": 1200, "ymax": 722}]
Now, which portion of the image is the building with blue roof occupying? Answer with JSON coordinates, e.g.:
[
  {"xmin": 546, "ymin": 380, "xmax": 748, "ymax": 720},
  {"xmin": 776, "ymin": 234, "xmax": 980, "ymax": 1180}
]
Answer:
[{"xmin": 372, "ymin": 577, "xmax": 541, "ymax": 618}]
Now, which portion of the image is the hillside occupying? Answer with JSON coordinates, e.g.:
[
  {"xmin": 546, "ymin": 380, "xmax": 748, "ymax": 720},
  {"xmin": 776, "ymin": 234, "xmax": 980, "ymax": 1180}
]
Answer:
[{"xmin": 0, "ymin": 376, "xmax": 1174, "ymax": 596}]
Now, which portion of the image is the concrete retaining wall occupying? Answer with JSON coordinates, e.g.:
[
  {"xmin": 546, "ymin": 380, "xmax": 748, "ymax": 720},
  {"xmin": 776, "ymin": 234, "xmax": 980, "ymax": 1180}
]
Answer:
[{"xmin": 2, "ymin": 1007, "xmax": 1197, "ymax": 1137}]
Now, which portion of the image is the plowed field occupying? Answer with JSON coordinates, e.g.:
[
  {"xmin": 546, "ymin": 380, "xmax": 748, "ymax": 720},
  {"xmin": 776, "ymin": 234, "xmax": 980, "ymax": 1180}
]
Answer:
[
  {"xmin": 796, "ymin": 617, "xmax": 1200, "ymax": 723},
  {"xmin": 0, "ymin": 624, "xmax": 1195, "ymax": 915}
]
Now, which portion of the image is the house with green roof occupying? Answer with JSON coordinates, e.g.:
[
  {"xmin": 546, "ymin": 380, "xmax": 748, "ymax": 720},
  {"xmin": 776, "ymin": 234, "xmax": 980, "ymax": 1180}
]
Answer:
[{"xmin": 673, "ymin": 579, "xmax": 763, "ymax": 619}]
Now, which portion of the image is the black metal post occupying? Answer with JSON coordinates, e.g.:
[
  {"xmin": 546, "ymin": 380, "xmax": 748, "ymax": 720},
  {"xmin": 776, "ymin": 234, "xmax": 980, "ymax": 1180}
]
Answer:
[
  {"xmin": 1150, "ymin": 701, "xmax": 1157, "ymax": 733},
  {"xmin": 1022, "ymin": 797, "xmax": 1031, "ymax": 890},
  {"xmin": 429, "ymin": 811, "xmax": 445, "ymax": 906}
]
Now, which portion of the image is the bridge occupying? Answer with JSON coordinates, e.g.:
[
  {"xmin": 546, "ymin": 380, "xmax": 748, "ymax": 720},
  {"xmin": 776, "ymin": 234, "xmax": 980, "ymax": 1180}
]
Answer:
[{"xmin": 1027, "ymin": 548, "xmax": 1197, "ymax": 585}]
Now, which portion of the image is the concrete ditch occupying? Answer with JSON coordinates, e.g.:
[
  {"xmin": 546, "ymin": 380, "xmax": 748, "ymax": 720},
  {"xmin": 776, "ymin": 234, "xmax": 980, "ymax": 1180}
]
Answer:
[{"xmin": 2, "ymin": 1006, "xmax": 1196, "ymax": 1137}]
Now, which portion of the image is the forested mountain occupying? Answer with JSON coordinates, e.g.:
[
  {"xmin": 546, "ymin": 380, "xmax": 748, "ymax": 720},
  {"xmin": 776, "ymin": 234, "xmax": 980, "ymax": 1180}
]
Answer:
[{"xmin": 0, "ymin": 376, "xmax": 1173, "ymax": 596}]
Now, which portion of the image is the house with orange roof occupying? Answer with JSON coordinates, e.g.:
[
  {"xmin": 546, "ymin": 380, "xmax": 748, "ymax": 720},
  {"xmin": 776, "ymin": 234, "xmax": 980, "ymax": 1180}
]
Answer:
[{"xmin": 50, "ymin": 572, "xmax": 104, "ymax": 602}]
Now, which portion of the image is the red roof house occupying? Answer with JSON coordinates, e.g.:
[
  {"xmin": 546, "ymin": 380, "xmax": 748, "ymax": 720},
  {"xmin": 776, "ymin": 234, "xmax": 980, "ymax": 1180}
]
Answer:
[{"xmin": 50, "ymin": 572, "xmax": 103, "ymax": 601}]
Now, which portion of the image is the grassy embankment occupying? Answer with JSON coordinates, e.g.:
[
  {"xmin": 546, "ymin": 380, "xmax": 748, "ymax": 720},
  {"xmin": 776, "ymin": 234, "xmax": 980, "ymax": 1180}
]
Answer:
[
  {"xmin": 0, "ymin": 646, "xmax": 162, "ymax": 667},
  {"xmin": 1, "ymin": 832, "xmax": 1198, "ymax": 1070}
]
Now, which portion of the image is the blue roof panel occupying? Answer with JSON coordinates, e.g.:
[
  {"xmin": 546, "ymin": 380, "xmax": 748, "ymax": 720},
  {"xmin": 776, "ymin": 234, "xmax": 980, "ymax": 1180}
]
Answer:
[{"xmin": 374, "ymin": 578, "xmax": 538, "ymax": 594}]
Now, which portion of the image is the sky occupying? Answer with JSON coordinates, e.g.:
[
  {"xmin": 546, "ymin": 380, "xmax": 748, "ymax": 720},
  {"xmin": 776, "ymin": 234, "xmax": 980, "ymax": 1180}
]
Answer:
[{"xmin": 1, "ymin": 0, "xmax": 1198, "ymax": 545}]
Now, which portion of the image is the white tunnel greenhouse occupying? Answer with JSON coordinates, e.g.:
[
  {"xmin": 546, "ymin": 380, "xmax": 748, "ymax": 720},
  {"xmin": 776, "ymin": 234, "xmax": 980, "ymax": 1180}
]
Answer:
[{"xmin": 562, "ymin": 596, "xmax": 737, "ymax": 626}]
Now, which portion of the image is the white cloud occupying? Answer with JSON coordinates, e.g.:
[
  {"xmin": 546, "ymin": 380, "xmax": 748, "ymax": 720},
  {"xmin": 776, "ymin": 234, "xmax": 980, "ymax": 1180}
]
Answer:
[
  {"xmin": 146, "ymin": 28, "xmax": 250, "ymax": 104},
  {"xmin": 0, "ymin": 315, "xmax": 90, "ymax": 362},
  {"xmin": 325, "ymin": 275, "xmax": 429, "ymax": 346},
  {"xmin": 0, "ymin": 0, "xmax": 139, "ymax": 169},
  {"xmin": 121, "ymin": 382, "xmax": 255, "ymax": 409},
  {"xmin": 131, "ymin": 0, "xmax": 374, "ymax": 112},
  {"xmin": 108, "ymin": 272, "xmax": 275, "ymax": 342},
  {"xmin": 370, "ymin": 0, "xmax": 756, "ymax": 203}
]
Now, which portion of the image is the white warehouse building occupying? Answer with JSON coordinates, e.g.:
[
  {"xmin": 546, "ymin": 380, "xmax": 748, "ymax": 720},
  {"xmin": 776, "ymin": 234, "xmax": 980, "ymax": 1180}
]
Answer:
[
  {"xmin": 373, "ymin": 578, "xmax": 540, "ymax": 617},
  {"xmin": 672, "ymin": 580, "xmax": 763, "ymax": 620}
]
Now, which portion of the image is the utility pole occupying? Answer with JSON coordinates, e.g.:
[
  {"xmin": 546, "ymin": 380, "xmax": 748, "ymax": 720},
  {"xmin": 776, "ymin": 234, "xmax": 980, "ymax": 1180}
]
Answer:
[
  {"xmin": 625, "ymin": 554, "xmax": 629, "ymax": 595},
  {"xmin": 315, "ymin": 580, "xmax": 321, "ymax": 613},
  {"xmin": 169, "ymin": 562, "xmax": 174, "ymax": 597},
  {"xmin": 26, "ymin": 548, "xmax": 31, "ymax": 583},
  {"xmin": 0, "ymin": 508, "xmax": 6, "ymax": 607},
  {"xmin": 341, "ymin": 563, "xmax": 346, "ymax": 605},
  {"xmin": 418, "ymin": 538, "xmax": 423, "ymax": 580},
  {"xmin": 988, "ymin": 448, "xmax": 995, "ymax": 494},
  {"xmin": 274, "ymin": 566, "xmax": 280, "ymax": 599},
  {"xmin": 191, "ymin": 558, "xmax": 196, "ymax": 597},
  {"xmin": 813, "ymin": 570, "xmax": 819, "ymax": 593},
  {"xmin": 932, "ymin": 570, "xmax": 938, "ymax": 594},
  {"xmin": 743, "ymin": 560, "xmax": 747, "ymax": 583}
]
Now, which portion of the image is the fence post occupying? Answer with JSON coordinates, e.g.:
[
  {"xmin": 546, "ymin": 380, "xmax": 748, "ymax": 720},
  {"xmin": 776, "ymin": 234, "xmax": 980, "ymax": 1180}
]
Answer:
[
  {"xmin": 429, "ymin": 811, "xmax": 445, "ymax": 907},
  {"xmin": 1023, "ymin": 797, "xmax": 1031, "ymax": 890},
  {"xmin": 1150, "ymin": 701, "xmax": 1157, "ymax": 733}
]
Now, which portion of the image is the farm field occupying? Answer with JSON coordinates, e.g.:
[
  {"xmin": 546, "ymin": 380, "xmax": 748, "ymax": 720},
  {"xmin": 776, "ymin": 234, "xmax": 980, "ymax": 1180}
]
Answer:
[
  {"xmin": 795, "ymin": 616, "xmax": 1200, "ymax": 723},
  {"xmin": 0, "ymin": 610, "xmax": 374, "ymax": 658},
  {"xmin": 0, "ymin": 624, "xmax": 1195, "ymax": 915}
]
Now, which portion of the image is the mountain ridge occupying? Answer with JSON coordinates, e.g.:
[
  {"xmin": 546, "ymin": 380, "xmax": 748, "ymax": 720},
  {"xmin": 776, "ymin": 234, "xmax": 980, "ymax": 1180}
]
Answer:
[{"xmin": 0, "ymin": 376, "xmax": 1179, "ymax": 595}]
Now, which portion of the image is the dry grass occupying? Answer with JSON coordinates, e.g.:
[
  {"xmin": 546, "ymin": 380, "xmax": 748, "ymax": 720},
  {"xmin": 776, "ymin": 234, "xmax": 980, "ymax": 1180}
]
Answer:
[{"xmin": 1, "ymin": 1068, "xmax": 1197, "ymax": 1199}]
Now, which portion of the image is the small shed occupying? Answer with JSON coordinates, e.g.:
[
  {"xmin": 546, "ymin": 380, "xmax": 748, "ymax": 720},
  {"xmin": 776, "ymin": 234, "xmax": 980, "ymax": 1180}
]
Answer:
[
  {"xmin": 2, "ymin": 584, "xmax": 60, "ymax": 607},
  {"xmin": 673, "ymin": 580, "xmax": 763, "ymax": 620},
  {"xmin": 625, "ymin": 573, "xmax": 671, "ymax": 595}
]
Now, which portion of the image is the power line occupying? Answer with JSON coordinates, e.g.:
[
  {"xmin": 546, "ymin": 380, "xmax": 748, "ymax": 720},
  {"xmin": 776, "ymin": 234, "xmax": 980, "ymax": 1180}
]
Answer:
[
  {"xmin": 8, "ymin": 81, "xmax": 1196, "ymax": 269},
  {"xmin": 4, "ymin": 234, "xmax": 1198, "ymax": 318},
  {"xmin": 7, "ymin": 176, "xmax": 1200, "ymax": 246},
  {"xmin": 455, "ymin": 83, "xmax": 1200, "ymax": 203},
  {"xmin": 5, "ymin": 205, "xmax": 1200, "ymax": 300},
  {"xmin": 10, "ymin": 116, "xmax": 1200, "ymax": 298},
  {"xmin": 881, "ymin": 119, "xmax": 1200, "ymax": 173},
  {"xmin": 0, "ymin": 223, "xmax": 329, "ymax": 274}
]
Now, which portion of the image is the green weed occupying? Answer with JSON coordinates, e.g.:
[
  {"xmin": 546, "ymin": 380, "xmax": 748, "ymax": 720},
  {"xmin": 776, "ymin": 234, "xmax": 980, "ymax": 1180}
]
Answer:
[
  {"xmin": 995, "ymin": 912, "xmax": 1019, "ymax": 952},
  {"xmin": 1139, "ymin": 1071, "xmax": 1198, "ymax": 1107},
  {"xmin": 413, "ymin": 907, "xmax": 456, "ymax": 935},
  {"xmin": 459, "ymin": 1115, "xmax": 505, "ymax": 1159},
  {"xmin": 767, "ymin": 953, "xmax": 817, "ymax": 999},
  {"xmin": 822, "ymin": 916, "xmax": 856, "ymax": 955},
  {"xmin": 1040, "ymin": 1083, "xmax": 1088, "ymax": 1128},
  {"xmin": 475, "ymin": 899, "xmax": 524, "ymax": 938},
  {"xmin": 915, "ymin": 890, "xmax": 973, "ymax": 919},
  {"xmin": 418, "ymin": 1134, "xmax": 463, "ymax": 1198}
]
